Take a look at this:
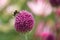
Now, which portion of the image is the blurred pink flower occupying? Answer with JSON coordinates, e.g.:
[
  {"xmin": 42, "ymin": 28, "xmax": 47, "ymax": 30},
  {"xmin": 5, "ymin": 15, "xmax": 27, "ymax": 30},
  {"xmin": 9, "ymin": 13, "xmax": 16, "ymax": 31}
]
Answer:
[
  {"xmin": 40, "ymin": 27, "xmax": 51, "ymax": 37},
  {"xmin": 35, "ymin": 21, "xmax": 56, "ymax": 40},
  {"xmin": 35, "ymin": 21, "xmax": 45, "ymax": 37},
  {"xmin": 0, "ymin": 0, "xmax": 9, "ymax": 10},
  {"xmin": 35, "ymin": 23, "xmax": 52, "ymax": 37},
  {"xmin": 27, "ymin": 0, "xmax": 52, "ymax": 17}
]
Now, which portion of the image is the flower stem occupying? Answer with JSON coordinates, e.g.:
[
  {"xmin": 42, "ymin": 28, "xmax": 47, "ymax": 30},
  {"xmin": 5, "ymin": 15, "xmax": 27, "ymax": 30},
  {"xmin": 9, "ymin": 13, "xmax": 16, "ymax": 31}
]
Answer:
[{"xmin": 19, "ymin": 33, "xmax": 28, "ymax": 40}]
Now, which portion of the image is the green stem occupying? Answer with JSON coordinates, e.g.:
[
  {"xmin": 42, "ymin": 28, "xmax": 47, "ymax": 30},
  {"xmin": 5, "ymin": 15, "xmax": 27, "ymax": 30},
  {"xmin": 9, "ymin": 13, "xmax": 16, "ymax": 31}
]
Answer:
[
  {"xmin": 24, "ymin": 34, "xmax": 28, "ymax": 40},
  {"xmin": 19, "ymin": 33, "xmax": 28, "ymax": 40}
]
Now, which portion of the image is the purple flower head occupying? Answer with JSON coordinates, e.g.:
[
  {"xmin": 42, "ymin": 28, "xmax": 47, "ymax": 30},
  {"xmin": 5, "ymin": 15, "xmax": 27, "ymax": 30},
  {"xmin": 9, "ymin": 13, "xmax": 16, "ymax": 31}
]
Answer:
[
  {"xmin": 46, "ymin": 34, "xmax": 55, "ymax": 40},
  {"xmin": 15, "ymin": 10, "xmax": 34, "ymax": 33},
  {"xmin": 49, "ymin": 0, "xmax": 60, "ymax": 7}
]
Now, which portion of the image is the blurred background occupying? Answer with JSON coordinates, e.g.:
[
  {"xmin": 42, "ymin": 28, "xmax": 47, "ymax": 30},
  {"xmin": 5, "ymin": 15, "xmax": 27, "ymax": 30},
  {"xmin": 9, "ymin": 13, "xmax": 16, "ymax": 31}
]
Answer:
[{"xmin": 0, "ymin": 0, "xmax": 60, "ymax": 40}]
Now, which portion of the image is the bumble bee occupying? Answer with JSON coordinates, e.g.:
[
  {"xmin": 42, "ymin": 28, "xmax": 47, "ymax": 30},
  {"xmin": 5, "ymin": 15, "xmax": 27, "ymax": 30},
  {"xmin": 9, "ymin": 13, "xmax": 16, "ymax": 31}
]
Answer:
[{"xmin": 14, "ymin": 10, "xmax": 19, "ymax": 16}]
